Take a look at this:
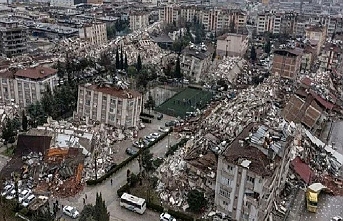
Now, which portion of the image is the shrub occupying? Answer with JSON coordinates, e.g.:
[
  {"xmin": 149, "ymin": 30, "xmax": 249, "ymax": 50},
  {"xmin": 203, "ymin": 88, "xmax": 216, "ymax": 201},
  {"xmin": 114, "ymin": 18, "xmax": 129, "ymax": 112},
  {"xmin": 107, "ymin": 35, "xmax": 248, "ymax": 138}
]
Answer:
[
  {"xmin": 165, "ymin": 138, "xmax": 188, "ymax": 157},
  {"xmin": 117, "ymin": 184, "xmax": 130, "ymax": 197},
  {"xmin": 146, "ymin": 202, "xmax": 164, "ymax": 213}
]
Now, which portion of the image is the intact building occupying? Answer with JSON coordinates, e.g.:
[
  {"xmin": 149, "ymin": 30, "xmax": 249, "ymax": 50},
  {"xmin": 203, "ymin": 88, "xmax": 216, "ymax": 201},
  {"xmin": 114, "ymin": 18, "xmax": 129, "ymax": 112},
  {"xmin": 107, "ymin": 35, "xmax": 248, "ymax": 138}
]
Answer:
[
  {"xmin": 215, "ymin": 123, "xmax": 292, "ymax": 221},
  {"xmin": 216, "ymin": 33, "xmax": 248, "ymax": 58},
  {"xmin": 271, "ymin": 48, "xmax": 303, "ymax": 80},
  {"xmin": 0, "ymin": 66, "xmax": 58, "ymax": 107},
  {"xmin": 0, "ymin": 19, "xmax": 28, "ymax": 58},
  {"xmin": 79, "ymin": 22, "xmax": 107, "ymax": 45},
  {"xmin": 76, "ymin": 84, "xmax": 142, "ymax": 128},
  {"xmin": 129, "ymin": 12, "xmax": 149, "ymax": 32}
]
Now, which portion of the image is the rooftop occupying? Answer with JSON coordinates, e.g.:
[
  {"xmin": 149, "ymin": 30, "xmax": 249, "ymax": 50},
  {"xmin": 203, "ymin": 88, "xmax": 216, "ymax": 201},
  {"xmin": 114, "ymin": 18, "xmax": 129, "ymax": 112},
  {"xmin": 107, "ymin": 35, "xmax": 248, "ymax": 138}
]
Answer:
[
  {"xmin": 14, "ymin": 66, "xmax": 57, "ymax": 80},
  {"xmin": 82, "ymin": 84, "xmax": 142, "ymax": 99},
  {"xmin": 222, "ymin": 123, "xmax": 289, "ymax": 177}
]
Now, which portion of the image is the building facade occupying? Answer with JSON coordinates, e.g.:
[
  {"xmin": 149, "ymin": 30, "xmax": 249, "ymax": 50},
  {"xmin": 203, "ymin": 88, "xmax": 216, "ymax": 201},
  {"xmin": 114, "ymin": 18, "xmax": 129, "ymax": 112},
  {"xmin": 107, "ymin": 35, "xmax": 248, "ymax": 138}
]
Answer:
[
  {"xmin": 129, "ymin": 12, "xmax": 150, "ymax": 31},
  {"xmin": 271, "ymin": 49, "xmax": 303, "ymax": 80},
  {"xmin": 79, "ymin": 22, "xmax": 107, "ymax": 45},
  {"xmin": 215, "ymin": 123, "xmax": 292, "ymax": 221},
  {"xmin": 0, "ymin": 66, "xmax": 58, "ymax": 107},
  {"xmin": 0, "ymin": 19, "xmax": 28, "ymax": 58},
  {"xmin": 76, "ymin": 84, "xmax": 142, "ymax": 128},
  {"xmin": 216, "ymin": 33, "xmax": 248, "ymax": 57}
]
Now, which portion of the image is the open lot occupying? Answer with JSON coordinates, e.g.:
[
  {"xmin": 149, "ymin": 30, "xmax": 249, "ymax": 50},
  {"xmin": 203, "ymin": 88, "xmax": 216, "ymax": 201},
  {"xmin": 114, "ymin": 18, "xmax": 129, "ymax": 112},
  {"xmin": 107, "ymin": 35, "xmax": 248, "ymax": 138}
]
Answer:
[{"xmin": 155, "ymin": 87, "xmax": 213, "ymax": 118}]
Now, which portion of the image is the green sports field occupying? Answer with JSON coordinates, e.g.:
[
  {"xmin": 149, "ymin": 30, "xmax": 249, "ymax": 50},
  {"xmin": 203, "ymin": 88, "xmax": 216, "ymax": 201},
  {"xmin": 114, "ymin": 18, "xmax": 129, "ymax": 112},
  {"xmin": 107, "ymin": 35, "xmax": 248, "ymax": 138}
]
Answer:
[{"xmin": 155, "ymin": 87, "xmax": 213, "ymax": 118}]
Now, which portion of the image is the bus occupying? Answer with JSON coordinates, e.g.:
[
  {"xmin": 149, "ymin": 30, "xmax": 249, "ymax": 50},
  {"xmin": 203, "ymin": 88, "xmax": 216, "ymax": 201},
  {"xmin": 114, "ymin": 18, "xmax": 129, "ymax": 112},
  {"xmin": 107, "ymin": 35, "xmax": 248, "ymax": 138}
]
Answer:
[{"xmin": 120, "ymin": 193, "xmax": 146, "ymax": 214}]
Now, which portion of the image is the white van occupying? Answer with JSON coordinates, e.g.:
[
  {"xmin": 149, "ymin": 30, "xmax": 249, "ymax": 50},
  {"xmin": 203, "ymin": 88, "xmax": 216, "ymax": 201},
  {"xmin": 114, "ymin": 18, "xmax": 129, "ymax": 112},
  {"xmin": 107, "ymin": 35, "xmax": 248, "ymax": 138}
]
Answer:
[{"xmin": 22, "ymin": 194, "xmax": 35, "ymax": 207}]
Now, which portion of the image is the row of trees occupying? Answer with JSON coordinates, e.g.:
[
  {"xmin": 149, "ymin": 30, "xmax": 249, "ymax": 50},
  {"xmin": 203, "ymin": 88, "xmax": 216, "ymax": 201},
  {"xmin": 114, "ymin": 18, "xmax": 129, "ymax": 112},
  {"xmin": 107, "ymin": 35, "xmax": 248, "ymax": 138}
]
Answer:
[{"xmin": 79, "ymin": 193, "xmax": 110, "ymax": 221}]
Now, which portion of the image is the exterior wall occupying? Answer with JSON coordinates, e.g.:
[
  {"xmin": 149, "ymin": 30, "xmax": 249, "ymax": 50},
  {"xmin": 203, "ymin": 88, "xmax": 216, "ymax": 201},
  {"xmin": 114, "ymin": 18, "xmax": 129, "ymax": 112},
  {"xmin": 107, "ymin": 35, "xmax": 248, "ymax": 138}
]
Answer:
[
  {"xmin": 181, "ymin": 54, "xmax": 212, "ymax": 82},
  {"xmin": 129, "ymin": 13, "xmax": 149, "ymax": 31},
  {"xmin": 76, "ymin": 86, "xmax": 142, "ymax": 128},
  {"xmin": 79, "ymin": 23, "xmax": 107, "ymax": 45},
  {"xmin": 0, "ymin": 24, "xmax": 28, "ymax": 57},
  {"xmin": 0, "ymin": 75, "xmax": 58, "ymax": 107},
  {"xmin": 50, "ymin": 0, "xmax": 74, "ymax": 7},
  {"xmin": 216, "ymin": 34, "xmax": 248, "ymax": 57},
  {"xmin": 272, "ymin": 53, "xmax": 301, "ymax": 79}
]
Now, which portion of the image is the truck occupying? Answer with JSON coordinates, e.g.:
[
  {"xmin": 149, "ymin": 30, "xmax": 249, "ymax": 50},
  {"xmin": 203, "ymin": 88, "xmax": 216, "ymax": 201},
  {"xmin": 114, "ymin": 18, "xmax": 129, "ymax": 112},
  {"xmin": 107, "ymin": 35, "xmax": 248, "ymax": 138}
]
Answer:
[{"xmin": 305, "ymin": 183, "xmax": 326, "ymax": 213}]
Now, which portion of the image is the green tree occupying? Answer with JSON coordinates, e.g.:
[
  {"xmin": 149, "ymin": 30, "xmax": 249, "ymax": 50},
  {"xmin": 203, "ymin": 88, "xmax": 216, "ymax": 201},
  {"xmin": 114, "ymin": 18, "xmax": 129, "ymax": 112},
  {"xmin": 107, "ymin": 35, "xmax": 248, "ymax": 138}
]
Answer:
[
  {"xmin": 22, "ymin": 110, "xmax": 28, "ymax": 131},
  {"xmin": 27, "ymin": 101, "xmax": 46, "ymax": 128},
  {"xmin": 137, "ymin": 54, "xmax": 142, "ymax": 72},
  {"xmin": 229, "ymin": 20, "xmax": 235, "ymax": 33},
  {"xmin": 124, "ymin": 53, "xmax": 128, "ymax": 71},
  {"xmin": 142, "ymin": 149, "xmax": 154, "ymax": 172},
  {"xmin": 2, "ymin": 118, "xmax": 17, "ymax": 144},
  {"xmin": 174, "ymin": 56, "xmax": 182, "ymax": 79},
  {"xmin": 40, "ymin": 85, "xmax": 54, "ymax": 117},
  {"xmin": 187, "ymin": 189, "xmax": 207, "ymax": 213},
  {"xmin": 106, "ymin": 25, "xmax": 116, "ymax": 39},
  {"xmin": 79, "ymin": 204, "xmax": 95, "ymax": 221},
  {"xmin": 144, "ymin": 94, "xmax": 155, "ymax": 114},
  {"xmin": 250, "ymin": 45, "xmax": 257, "ymax": 62},
  {"xmin": 127, "ymin": 66, "xmax": 137, "ymax": 77},
  {"xmin": 79, "ymin": 193, "xmax": 109, "ymax": 221},
  {"xmin": 32, "ymin": 209, "xmax": 55, "ymax": 221},
  {"xmin": 56, "ymin": 60, "xmax": 64, "ymax": 80},
  {"xmin": 120, "ymin": 47, "xmax": 124, "ymax": 70},
  {"xmin": 264, "ymin": 40, "xmax": 271, "ymax": 54},
  {"xmin": 212, "ymin": 50, "xmax": 216, "ymax": 61}
]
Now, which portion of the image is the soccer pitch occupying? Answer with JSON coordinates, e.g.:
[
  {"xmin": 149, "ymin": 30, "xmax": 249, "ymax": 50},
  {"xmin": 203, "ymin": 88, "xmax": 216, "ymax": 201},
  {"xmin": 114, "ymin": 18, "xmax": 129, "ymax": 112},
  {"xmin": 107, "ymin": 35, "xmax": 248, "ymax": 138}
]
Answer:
[{"xmin": 155, "ymin": 87, "xmax": 213, "ymax": 118}]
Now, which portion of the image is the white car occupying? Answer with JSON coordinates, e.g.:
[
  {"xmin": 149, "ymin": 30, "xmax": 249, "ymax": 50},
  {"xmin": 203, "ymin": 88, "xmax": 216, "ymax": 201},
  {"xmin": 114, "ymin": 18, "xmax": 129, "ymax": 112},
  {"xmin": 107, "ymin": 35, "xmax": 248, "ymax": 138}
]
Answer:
[
  {"xmin": 144, "ymin": 136, "xmax": 155, "ymax": 142},
  {"xmin": 332, "ymin": 216, "xmax": 343, "ymax": 221},
  {"xmin": 133, "ymin": 141, "xmax": 144, "ymax": 148},
  {"xmin": 1, "ymin": 184, "xmax": 14, "ymax": 196},
  {"xmin": 18, "ymin": 189, "xmax": 32, "ymax": 203},
  {"xmin": 63, "ymin": 206, "xmax": 79, "ymax": 219},
  {"xmin": 150, "ymin": 133, "xmax": 160, "ymax": 138},
  {"xmin": 22, "ymin": 194, "xmax": 35, "ymax": 207},
  {"xmin": 160, "ymin": 213, "xmax": 176, "ymax": 221},
  {"xmin": 5, "ymin": 189, "xmax": 16, "ymax": 200},
  {"xmin": 159, "ymin": 127, "xmax": 170, "ymax": 133}
]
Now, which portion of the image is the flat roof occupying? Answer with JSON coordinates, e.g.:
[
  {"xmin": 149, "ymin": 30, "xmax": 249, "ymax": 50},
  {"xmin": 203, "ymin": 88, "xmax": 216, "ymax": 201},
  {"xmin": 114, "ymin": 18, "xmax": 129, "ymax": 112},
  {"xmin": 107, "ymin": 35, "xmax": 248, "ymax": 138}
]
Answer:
[
  {"xmin": 82, "ymin": 84, "xmax": 142, "ymax": 99},
  {"xmin": 14, "ymin": 66, "xmax": 57, "ymax": 80}
]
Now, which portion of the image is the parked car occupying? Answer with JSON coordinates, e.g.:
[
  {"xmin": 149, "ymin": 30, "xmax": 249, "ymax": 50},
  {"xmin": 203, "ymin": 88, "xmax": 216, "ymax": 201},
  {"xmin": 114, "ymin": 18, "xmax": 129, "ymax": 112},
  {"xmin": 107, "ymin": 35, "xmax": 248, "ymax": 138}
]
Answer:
[
  {"xmin": 332, "ymin": 216, "xmax": 343, "ymax": 221},
  {"xmin": 160, "ymin": 212, "xmax": 176, "ymax": 221},
  {"xmin": 144, "ymin": 135, "xmax": 156, "ymax": 142},
  {"xmin": 22, "ymin": 194, "xmax": 35, "ymax": 207},
  {"xmin": 126, "ymin": 147, "xmax": 138, "ymax": 156},
  {"xmin": 18, "ymin": 189, "xmax": 32, "ymax": 203},
  {"xmin": 157, "ymin": 114, "xmax": 163, "ymax": 120},
  {"xmin": 165, "ymin": 121, "xmax": 175, "ymax": 127},
  {"xmin": 150, "ymin": 133, "xmax": 160, "ymax": 138},
  {"xmin": 6, "ymin": 189, "xmax": 17, "ymax": 200},
  {"xmin": 133, "ymin": 141, "xmax": 144, "ymax": 148},
  {"xmin": 63, "ymin": 206, "xmax": 79, "ymax": 219},
  {"xmin": 159, "ymin": 127, "xmax": 170, "ymax": 133},
  {"xmin": 1, "ymin": 184, "xmax": 14, "ymax": 196}
]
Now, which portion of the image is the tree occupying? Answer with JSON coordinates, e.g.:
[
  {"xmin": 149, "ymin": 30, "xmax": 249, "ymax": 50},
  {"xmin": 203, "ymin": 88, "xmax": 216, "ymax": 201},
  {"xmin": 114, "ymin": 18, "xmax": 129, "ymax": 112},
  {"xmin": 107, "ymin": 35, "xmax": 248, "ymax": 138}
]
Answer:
[
  {"xmin": 136, "ymin": 54, "xmax": 142, "ymax": 72},
  {"xmin": 187, "ymin": 189, "xmax": 207, "ymax": 213},
  {"xmin": 56, "ymin": 60, "xmax": 64, "ymax": 80},
  {"xmin": 22, "ymin": 110, "xmax": 28, "ymax": 131},
  {"xmin": 229, "ymin": 20, "xmax": 235, "ymax": 33},
  {"xmin": 120, "ymin": 47, "xmax": 124, "ymax": 70},
  {"xmin": 174, "ymin": 56, "xmax": 182, "ymax": 79},
  {"xmin": 127, "ymin": 66, "xmax": 137, "ymax": 77},
  {"xmin": 264, "ymin": 40, "xmax": 271, "ymax": 54},
  {"xmin": 80, "ymin": 193, "xmax": 109, "ymax": 221},
  {"xmin": 142, "ymin": 149, "xmax": 154, "ymax": 172},
  {"xmin": 115, "ymin": 48, "xmax": 120, "ymax": 69},
  {"xmin": 32, "ymin": 209, "xmax": 55, "ymax": 221},
  {"xmin": 40, "ymin": 85, "xmax": 54, "ymax": 117},
  {"xmin": 144, "ymin": 94, "xmax": 155, "ymax": 114},
  {"xmin": 250, "ymin": 45, "xmax": 257, "ymax": 62},
  {"xmin": 27, "ymin": 101, "xmax": 46, "ymax": 128},
  {"xmin": 2, "ymin": 118, "xmax": 17, "ymax": 144},
  {"xmin": 124, "ymin": 53, "xmax": 128, "ymax": 71},
  {"xmin": 212, "ymin": 50, "xmax": 216, "ymax": 61}
]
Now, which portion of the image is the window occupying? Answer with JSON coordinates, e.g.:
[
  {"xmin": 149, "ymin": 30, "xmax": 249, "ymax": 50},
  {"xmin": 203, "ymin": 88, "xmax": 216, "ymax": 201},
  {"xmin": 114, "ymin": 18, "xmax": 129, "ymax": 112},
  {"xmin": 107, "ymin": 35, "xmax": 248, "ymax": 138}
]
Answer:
[
  {"xmin": 103, "ymin": 96, "xmax": 107, "ymax": 101},
  {"xmin": 227, "ymin": 165, "xmax": 233, "ymax": 172},
  {"xmin": 86, "ymin": 100, "xmax": 90, "ymax": 106},
  {"xmin": 247, "ymin": 176, "xmax": 255, "ymax": 184},
  {"xmin": 219, "ymin": 187, "xmax": 229, "ymax": 198},
  {"xmin": 227, "ymin": 178, "xmax": 232, "ymax": 186},
  {"xmin": 222, "ymin": 200, "xmax": 228, "ymax": 206}
]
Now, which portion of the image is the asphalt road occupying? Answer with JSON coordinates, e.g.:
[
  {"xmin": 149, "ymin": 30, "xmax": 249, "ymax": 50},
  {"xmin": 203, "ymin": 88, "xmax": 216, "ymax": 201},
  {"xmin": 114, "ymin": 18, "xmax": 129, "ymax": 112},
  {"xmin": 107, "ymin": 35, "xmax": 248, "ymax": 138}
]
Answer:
[{"xmin": 56, "ymin": 116, "xmax": 180, "ymax": 221}]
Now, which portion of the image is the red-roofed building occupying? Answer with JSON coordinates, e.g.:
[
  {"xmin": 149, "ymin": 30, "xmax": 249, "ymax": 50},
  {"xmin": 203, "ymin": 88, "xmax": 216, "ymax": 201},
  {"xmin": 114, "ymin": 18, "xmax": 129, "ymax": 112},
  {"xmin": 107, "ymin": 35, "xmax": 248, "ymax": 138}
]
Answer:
[
  {"xmin": 76, "ymin": 84, "xmax": 142, "ymax": 128},
  {"xmin": 0, "ymin": 66, "xmax": 58, "ymax": 107}
]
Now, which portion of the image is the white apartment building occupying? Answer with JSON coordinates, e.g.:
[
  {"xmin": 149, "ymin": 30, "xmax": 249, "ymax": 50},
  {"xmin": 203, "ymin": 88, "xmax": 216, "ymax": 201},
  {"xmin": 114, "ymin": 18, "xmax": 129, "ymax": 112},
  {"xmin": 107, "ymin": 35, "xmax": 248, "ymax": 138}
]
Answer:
[
  {"xmin": 129, "ymin": 12, "xmax": 150, "ymax": 31},
  {"xmin": 0, "ymin": 66, "xmax": 58, "ymax": 107},
  {"xmin": 79, "ymin": 22, "xmax": 107, "ymax": 46},
  {"xmin": 215, "ymin": 123, "xmax": 291, "ymax": 221},
  {"xmin": 256, "ymin": 12, "xmax": 282, "ymax": 35},
  {"xmin": 159, "ymin": 5, "xmax": 180, "ymax": 24},
  {"xmin": 76, "ymin": 84, "xmax": 142, "ymax": 128},
  {"xmin": 216, "ymin": 33, "xmax": 248, "ymax": 57},
  {"xmin": 50, "ymin": 0, "xmax": 74, "ymax": 7}
]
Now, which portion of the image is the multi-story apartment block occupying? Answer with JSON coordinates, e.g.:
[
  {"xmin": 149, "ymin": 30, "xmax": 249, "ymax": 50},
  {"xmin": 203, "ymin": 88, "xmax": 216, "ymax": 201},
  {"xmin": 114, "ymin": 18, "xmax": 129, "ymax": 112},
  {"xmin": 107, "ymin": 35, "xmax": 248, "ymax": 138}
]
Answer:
[
  {"xmin": 216, "ymin": 33, "xmax": 248, "ymax": 57},
  {"xmin": 215, "ymin": 123, "xmax": 292, "ymax": 221},
  {"xmin": 256, "ymin": 11, "xmax": 282, "ymax": 35},
  {"xmin": 0, "ymin": 66, "xmax": 58, "ymax": 107},
  {"xmin": 79, "ymin": 22, "xmax": 107, "ymax": 46},
  {"xmin": 0, "ymin": 19, "xmax": 28, "ymax": 58},
  {"xmin": 129, "ymin": 11, "xmax": 150, "ymax": 31},
  {"xmin": 76, "ymin": 84, "xmax": 142, "ymax": 128},
  {"xmin": 305, "ymin": 25, "xmax": 327, "ymax": 55},
  {"xmin": 271, "ymin": 48, "xmax": 303, "ymax": 80},
  {"xmin": 159, "ymin": 5, "xmax": 180, "ymax": 24}
]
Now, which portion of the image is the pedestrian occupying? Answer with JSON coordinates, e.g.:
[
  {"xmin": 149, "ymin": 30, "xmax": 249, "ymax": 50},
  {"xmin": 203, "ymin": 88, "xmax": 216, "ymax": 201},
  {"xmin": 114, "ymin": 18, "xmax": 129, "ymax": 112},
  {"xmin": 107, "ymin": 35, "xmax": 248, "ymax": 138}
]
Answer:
[
  {"xmin": 83, "ymin": 198, "xmax": 85, "ymax": 205},
  {"xmin": 111, "ymin": 179, "xmax": 113, "ymax": 185},
  {"xmin": 85, "ymin": 194, "xmax": 87, "ymax": 200}
]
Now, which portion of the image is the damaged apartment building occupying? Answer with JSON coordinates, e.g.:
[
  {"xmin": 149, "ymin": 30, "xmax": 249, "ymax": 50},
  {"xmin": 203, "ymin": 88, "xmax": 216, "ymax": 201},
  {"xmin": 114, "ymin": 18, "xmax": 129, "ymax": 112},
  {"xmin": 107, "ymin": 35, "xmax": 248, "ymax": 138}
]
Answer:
[{"xmin": 215, "ymin": 123, "xmax": 293, "ymax": 221}]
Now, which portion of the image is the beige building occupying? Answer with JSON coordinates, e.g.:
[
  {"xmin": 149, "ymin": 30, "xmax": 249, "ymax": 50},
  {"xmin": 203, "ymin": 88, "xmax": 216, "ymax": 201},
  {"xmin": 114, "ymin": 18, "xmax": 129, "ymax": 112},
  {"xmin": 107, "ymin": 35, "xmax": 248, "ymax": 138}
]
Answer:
[
  {"xmin": 129, "ymin": 12, "xmax": 150, "ymax": 31},
  {"xmin": 79, "ymin": 22, "xmax": 107, "ymax": 46},
  {"xmin": 0, "ymin": 66, "xmax": 58, "ymax": 107},
  {"xmin": 76, "ymin": 84, "xmax": 142, "ymax": 128},
  {"xmin": 256, "ymin": 11, "xmax": 282, "ymax": 35},
  {"xmin": 215, "ymin": 123, "xmax": 292, "ymax": 221},
  {"xmin": 271, "ymin": 48, "xmax": 303, "ymax": 80},
  {"xmin": 305, "ymin": 25, "xmax": 327, "ymax": 56},
  {"xmin": 216, "ymin": 33, "xmax": 248, "ymax": 57}
]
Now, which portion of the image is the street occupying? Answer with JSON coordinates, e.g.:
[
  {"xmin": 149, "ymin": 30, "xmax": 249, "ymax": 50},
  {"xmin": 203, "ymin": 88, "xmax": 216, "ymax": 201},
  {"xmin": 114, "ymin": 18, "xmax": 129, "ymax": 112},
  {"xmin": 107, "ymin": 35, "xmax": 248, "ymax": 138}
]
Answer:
[{"xmin": 56, "ymin": 115, "xmax": 180, "ymax": 221}]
